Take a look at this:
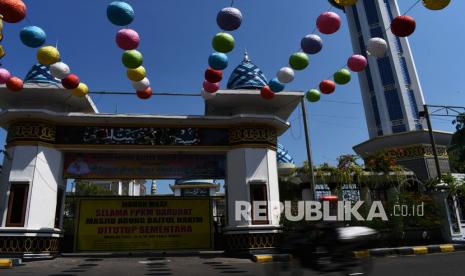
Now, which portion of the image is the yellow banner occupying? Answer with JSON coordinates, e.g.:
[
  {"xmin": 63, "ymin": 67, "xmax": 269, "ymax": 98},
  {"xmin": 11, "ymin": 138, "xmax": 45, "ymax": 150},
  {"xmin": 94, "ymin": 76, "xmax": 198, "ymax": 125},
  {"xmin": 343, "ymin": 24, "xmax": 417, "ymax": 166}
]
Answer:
[{"xmin": 76, "ymin": 197, "xmax": 213, "ymax": 251}]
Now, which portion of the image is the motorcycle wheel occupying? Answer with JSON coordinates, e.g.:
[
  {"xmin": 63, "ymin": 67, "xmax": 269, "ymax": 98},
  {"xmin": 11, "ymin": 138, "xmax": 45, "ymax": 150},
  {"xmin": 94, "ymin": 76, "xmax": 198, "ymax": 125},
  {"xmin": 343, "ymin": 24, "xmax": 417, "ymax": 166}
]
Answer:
[{"xmin": 341, "ymin": 256, "xmax": 374, "ymax": 276}]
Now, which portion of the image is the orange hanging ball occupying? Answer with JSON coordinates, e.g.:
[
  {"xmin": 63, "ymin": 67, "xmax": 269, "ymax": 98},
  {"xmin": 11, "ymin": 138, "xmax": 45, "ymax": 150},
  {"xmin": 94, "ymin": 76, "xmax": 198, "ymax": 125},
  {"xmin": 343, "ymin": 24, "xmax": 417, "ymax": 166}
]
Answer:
[
  {"xmin": 137, "ymin": 87, "xmax": 153, "ymax": 99},
  {"xmin": 0, "ymin": 0, "xmax": 27, "ymax": 23},
  {"xmin": 6, "ymin": 76, "xmax": 23, "ymax": 91}
]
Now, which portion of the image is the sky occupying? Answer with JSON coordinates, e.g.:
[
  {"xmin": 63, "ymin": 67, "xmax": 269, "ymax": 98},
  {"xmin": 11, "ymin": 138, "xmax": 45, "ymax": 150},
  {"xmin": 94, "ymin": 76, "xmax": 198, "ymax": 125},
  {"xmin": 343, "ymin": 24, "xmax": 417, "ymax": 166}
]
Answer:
[{"xmin": 1, "ymin": 0, "xmax": 465, "ymax": 193}]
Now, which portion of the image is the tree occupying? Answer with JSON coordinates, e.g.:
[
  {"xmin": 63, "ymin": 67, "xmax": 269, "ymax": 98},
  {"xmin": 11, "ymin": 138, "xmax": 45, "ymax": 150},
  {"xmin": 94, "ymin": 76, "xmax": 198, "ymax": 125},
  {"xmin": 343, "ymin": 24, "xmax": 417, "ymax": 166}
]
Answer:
[{"xmin": 449, "ymin": 113, "xmax": 465, "ymax": 172}]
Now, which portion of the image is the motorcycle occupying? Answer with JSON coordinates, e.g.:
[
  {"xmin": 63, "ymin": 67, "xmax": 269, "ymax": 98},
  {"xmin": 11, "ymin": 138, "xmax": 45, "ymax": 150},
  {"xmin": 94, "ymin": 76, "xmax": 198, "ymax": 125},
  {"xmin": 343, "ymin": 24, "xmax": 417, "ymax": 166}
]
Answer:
[{"xmin": 275, "ymin": 223, "xmax": 377, "ymax": 276}]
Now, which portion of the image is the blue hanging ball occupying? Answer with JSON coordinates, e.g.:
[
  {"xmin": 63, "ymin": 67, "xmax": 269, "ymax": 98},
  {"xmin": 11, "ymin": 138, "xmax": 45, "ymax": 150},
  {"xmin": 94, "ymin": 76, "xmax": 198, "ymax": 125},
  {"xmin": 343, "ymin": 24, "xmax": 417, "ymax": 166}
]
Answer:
[
  {"xmin": 107, "ymin": 1, "xmax": 135, "ymax": 26},
  {"xmin": 269, "ymin": 78, "xmax": 285, "ymax": 93},
  {"xmin": 20, "ymin": 26, "xmax": 46, "ymax": 48},
  {"xmin": 208, "ymin": 52, "xmax": 228, "ymax": 70}
]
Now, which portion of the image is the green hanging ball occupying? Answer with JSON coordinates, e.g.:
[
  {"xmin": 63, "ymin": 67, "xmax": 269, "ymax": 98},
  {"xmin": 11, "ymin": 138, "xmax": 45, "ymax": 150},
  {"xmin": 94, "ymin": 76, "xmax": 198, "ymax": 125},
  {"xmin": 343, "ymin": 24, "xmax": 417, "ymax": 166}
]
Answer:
[
  {"xmin": 333, "ymin": 68, "xmax": 351, "ymax": 85},
  {"xmin": 212, "ymin": 32, "xmax": 235, "ymax": 53},
  {"xmin": 289, "ymin": 52, "xmax": 309, "ymax": 71},
  {"xmin": 122, "ymin": 50, "xmax": 143, "ymax": 69},
  {"xmin": 306, "ymin": 89, "xmax": 321, "ymax": 102}
]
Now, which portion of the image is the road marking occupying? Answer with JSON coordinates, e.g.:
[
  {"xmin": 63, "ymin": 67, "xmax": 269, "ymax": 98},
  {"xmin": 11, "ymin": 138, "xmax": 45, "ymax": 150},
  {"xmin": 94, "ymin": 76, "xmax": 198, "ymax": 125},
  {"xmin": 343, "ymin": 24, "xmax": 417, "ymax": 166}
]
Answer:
[
  {"xmin": 412, "ymin": 246, "xmax": 428, "ymax": 254},
  {"xmin": 440, "ymin": 244, "xmax": 455, "ymax": 253}
]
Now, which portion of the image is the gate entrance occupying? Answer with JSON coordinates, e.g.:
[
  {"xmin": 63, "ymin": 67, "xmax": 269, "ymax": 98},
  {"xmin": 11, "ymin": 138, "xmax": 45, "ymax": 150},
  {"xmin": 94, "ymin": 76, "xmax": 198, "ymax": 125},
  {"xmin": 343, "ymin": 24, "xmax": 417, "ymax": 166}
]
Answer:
[
  {"xmin": 62, "ymin": 152, "xmax": 225, "ymax": 252},
  {"xmin": 0, "ymin": 76, "xmax": 302, "ymax": 256}
]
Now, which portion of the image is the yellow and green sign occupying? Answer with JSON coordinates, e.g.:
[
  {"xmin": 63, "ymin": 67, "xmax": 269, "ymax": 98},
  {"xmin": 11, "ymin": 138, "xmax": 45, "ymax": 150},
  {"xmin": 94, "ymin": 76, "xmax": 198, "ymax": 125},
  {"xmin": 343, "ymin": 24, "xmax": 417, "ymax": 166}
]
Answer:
[{"xmin": 75, "ymin": 197, "xmax": 213, "ymax": 251}]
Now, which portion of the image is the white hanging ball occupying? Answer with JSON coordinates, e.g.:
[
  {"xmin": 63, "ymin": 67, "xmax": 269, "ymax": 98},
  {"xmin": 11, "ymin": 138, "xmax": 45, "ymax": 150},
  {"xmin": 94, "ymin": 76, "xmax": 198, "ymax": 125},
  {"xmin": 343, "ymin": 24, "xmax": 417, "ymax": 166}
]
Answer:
[
  {"xmin": 277, "ymin": 67, "xmax": 295, "ymax": 83},
  {"xmin": 49, "ymin": 62, "xmax": 70, "ymax": 79},
  {"xmin": 132, "ymin": 77, "xmax": 150, "ymax": 91},
  {"xmin": 201, "ymin": 89, "xmax": 216, "ymax": 100},
  {"xmin": 366, "ymin": 37, "xmax": 388, "ymax": 57}
]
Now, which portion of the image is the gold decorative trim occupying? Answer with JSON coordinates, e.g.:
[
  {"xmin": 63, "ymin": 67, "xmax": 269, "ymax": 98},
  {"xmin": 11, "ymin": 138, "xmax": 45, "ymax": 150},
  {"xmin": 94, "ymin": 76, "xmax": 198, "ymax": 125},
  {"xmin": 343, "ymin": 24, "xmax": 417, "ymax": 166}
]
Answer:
[
  {"xmin": 224, "ymin": 233, "xmax": 281, "ymax": 251},
  {"xmin": 229, "ymin": 127, "xmax": 277, "ymax": 146},
  {"xmin": 386, "ymin": 144, "xmax": 449, "ymax": 160},
  {"xmin": 0, "ymin": 237, "xmax": 59, "ymax": 254},
  {"xmin": 7, "ymin": 123, "xmax": 56, "ymax": 143}
]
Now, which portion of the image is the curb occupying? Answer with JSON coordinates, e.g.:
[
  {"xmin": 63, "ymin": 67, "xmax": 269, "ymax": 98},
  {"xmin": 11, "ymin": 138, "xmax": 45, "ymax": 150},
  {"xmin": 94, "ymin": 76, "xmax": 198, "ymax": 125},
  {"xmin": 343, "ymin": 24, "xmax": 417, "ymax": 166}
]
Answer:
[
  {"xmin": 0, "ymin": 258, "xmax": 21, "ymax": 268},
  {"xmin": 252, "ymin": 254, "xmax": 292, "ymax": 263},
  {"xmin": 252, "ymin": 244, "xmax": 465, "ymax": 262},
  {"xmin": 354, "ymin": 244, "xmax": 465, "ymax": 258}
]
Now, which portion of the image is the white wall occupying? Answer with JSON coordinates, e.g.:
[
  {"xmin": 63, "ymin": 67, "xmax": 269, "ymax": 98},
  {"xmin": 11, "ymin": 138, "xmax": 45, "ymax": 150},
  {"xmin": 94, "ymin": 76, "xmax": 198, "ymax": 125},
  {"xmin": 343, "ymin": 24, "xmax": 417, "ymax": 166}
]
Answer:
[
  {"xmin": 226, "ymin": 148, "xmax": 281, "ymax": 229},
  {"xmin": 0, "ymin": 145, "xmax": 64, "ymax": 230}
]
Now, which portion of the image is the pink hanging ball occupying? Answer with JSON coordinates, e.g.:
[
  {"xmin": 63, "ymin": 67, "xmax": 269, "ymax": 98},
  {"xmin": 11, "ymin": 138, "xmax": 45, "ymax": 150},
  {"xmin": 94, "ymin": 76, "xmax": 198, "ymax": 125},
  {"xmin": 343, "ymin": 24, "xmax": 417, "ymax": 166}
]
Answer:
[
  {"xmin": 347, "ymin": 54, "xmax": 368, "ymax": 72},
  {"xmin": 203, "ymin": 80, "xmax": 220, "ymax": 93},
  {"xmin": 0, "ymin": 68, "xmax": 12, "ymax": 84},
  {"xmin": 116, "ymin": 28, "xmax": 140, "ymax": 50},
  {"xmin": 316, "ymin": 12, "xmax": 341, "ymax": 35}
]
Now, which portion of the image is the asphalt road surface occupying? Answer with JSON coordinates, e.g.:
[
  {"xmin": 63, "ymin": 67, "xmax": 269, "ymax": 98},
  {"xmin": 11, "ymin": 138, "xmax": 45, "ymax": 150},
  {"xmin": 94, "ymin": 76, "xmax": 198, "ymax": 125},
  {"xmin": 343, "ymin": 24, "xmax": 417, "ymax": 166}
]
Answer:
[{"xmin": 3, "ymin": 252, "xmax": 465, "ymax": 276}]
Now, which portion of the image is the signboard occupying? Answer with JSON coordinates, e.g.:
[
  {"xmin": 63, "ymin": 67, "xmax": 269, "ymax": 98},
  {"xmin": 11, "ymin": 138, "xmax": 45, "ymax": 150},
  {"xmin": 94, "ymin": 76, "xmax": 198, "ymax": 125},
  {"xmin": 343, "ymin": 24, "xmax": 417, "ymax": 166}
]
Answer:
[
  {"xmin": 64, "ymin": 153, "xmax": 225, "ymax": 179},
  {"xmin": 76, "ymin": 197, "xmax": 213, "ymax": 251}
]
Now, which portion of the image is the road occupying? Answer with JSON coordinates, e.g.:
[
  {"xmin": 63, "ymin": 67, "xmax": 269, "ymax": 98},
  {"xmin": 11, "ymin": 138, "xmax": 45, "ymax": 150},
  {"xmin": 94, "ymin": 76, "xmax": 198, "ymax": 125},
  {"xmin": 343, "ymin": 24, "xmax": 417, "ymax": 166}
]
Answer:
[{"xmin": 2, "ymin": 251, "xmax": 465, "ymax": 276}]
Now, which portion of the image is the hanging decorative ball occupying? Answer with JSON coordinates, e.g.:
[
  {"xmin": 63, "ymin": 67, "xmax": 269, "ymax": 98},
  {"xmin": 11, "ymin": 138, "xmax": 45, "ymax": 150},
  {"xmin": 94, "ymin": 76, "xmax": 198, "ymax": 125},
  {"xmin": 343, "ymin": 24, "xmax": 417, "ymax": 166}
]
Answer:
[
  {"xmin": 301, "ymin": 34, "xmax": 323, "ymax": 55},
  {"xmin": 277, "ymin": 67, "xmax": 295, "ymax": 84},
  {"xmin": 0, "ymin": 68, "xmax": 12, "ymax": 84},
  {"xmin": 319, "ymin": 80, "xmax": 336, "ymax": 94},
  {"xmin": 347, "ymin": 54, "xmax": 367, "ymax": 72},
  {"xmin": 116, "ymin": 28, "xmax": 139, "ymax": 50},
  {"xmin": 316, "ymin": 12, "xmax": 341, "ymax": 35},
  {"xmin": 289, "ymin": 52, "xmax": 309, "ymax": 71},
  {"xmin": 306, "ymin": 89, "xmax": 321, "ymax": 102},
  {"xmin": 127, "ymin": 66, "xmax": 146, "ymax": 81},
  {"xmin": 72, "ymin": 82, "xmax": 89, "ymax": 97},
  {"xmin": 212, "ymin": 32, "xmax": 235, "ymax": 53},
  {"xmin": 366, "ymin": 37, "xmax": 388, "ymax": 57},
  {"xmin": 203, "ymin": 80, "xmax": 220, "ymax": 93},
  {"xmin": 208, "ymin": 52, "xmax": 228, "ymax": 70},
  {"xmin": 269, "ymin": 78, "xmax": 285, "ymax": 93},
  {"xmin": 49, "ymin": 62, "xmax": 70, "ymax": 79},
  {"xmin": 132, "ymin": 77, "xmax": 150, "ymax": 91},
  {"xmin": 423, "ymin": 0, "xmax": 450, "ymax": 10},
  {"xmin": 217, "ymin": 7, "xmax": 243, "ymax": 31},
  {"xmin": 205, "ymin": 68, "xmax": 223, "ymax": 83},
  {"xmin": 334, "ymin": 68, "xmax": 352, "ymax": 85},
  {"xmin": 0, "ymin": 0, "xmax": 26, "ymax": 23},
  {"xmin": 391, "ymin": 15, "xmax": 416, "ymax": 37},
  {"xmin": 333, "ymin": 0, "xmax": 358, "ymax": 6},
  {"xmin": 260, "ymin": 86, "xmax": 275, "ymax": 100},
  {"xmin": 61, "ymin": 74, "xmax": 80, "ymax": 89},
  {"xmin": 37, "ymin": 46, "xmax": 60, "ymax": 65},
  {"xmin": 122, "ymin": 49, "xmax": 143, "ymax": 69},
  {"xmin": 137, "ymin": 87, "xmax": 152, "ymax": 99},
  {"xmin": 20, "ymin": 26, "xmax": 46, "ymax": 48},
  {"xmin": 6, "ymin": 76, "xmax": 23, "ymax": 91},
  {"xmin": 201, "ymin": 89, "xmax": 216, "ymax": 100},
  {"xmin": 107, "ymin": 1, "xmax": 135, "ymax": 26}
]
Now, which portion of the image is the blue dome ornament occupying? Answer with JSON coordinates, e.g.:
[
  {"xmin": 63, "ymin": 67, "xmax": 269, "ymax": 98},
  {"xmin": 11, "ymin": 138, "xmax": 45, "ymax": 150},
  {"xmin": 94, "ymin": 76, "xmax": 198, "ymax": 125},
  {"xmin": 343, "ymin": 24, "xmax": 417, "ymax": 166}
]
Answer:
[
  {"xmin": 20, "ymin": 26, "xmax": 46, "ymax": 48},
  {"xmin": 208, "ymin": 52, "xmax": 229, "ymax": 70},
  {"xmin": 269, "ymin": 78, "xmax": 285, "ymax": 93},
  {"xmin": 107, "ymin": 1, "xmax": 135, "ymax": 26}
]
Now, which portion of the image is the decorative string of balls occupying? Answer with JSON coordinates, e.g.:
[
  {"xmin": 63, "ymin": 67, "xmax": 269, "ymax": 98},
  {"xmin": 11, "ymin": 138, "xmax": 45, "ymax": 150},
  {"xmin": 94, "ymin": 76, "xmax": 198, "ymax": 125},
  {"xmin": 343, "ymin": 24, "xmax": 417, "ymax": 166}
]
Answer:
[
  {"xmin": 107, "ymin": 1, "xmax": 152, "ymax": 100},
  {"xmin": 301, "ymin": 34, "xmax": 323, "ymax": 55},
  {"xmin": 333, "ymin": 0, "xmax": 358, "ymax": 5},
  {"xmin": 289, "ymin": 52, "xmax": 309, "ymax": 71},
  {"xmin": 35, "ymin": 46, "xmax": 88, "ymax": 97},
  {"xmin": 260, "ymin": 86, "xmax": 275, "ymax": 100},
  {"xmin": 202, "ymin": 7, "xmax": 242, "ymax": 100},
  {"xmin": 319, "ymin": 80, "xmax": 336, "ymax": 94},
  {"xmin": 306, "ymin": 89, "xmax": 321, "ymax": 103},
  {"xmin": 347, "ymin": 54, "xmax": 367, "ymax": 72},
  {"xmin": 0, "ymin": 0, "xmax": 26, "ymax": 23}
]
